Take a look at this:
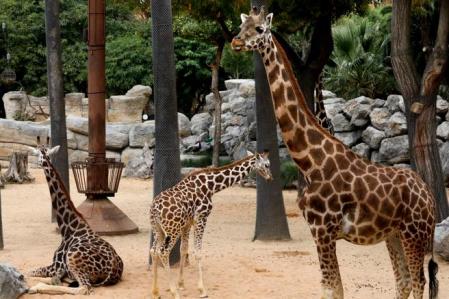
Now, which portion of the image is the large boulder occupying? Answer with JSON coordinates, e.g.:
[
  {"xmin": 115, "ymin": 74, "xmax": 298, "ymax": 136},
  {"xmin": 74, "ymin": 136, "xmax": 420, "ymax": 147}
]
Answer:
[
  {"xmin": 0, "ymin": 264, "xmax": 28, "ymax": 299},
  {"xmin": 126, "ymin": 85, "xmax": 153, "ymax": 117},
  {"xmin": 178, "ymin": 113, "xmax": 191, "ymax": 137},
  {"xmin": 385, "ymin": 94, "xmax": 405, "ymax": 113},
  {"xmin": 440, "ymin": 141, "xmax": 449, "ymax": 186},
  {"xmin": 65, "ymin": 93, "xmax": 84, "ymax": 117},
  {"xmin": 331, "ymin": 113, "xmax": 353, "ymax": 132},
  {"xmin": 322, "ymin": 90, "xmax": 336, "ymax": 99},
  {"xmin": 370, "ymin": 107, "xmax": 391, "ymax": 131},
  {"xmin": 0, "ymin": 119, "xmax": 49, "ymax": 146},
  {"xmin": 66, "ymin": 116, "xmax": 88, "ymax": 135},
  {"xmin": 129, "ymin": 121, "xmax": 156, "ymax": 148},
  {"xmin": 122, "ymin": 144, "xmax": 153, "ymax": 178},
  {"xmin": 437, "ymin": 121, "xmax": 449, "ymax": 140},
  {"xmin": 434, "ymin": 217, "xmax": 449, "ymax": 261},
  {"xmin": 362, "ymin": 126, "xmax": 386, "ymax": 149},
  {"xmin": 378, "ymin": 135, "xmax": 409, "ymax": 164},
  {"xmin": 323, "ymin": 98, "xmax": 345, "ymax": 119},
  {"xmin": 351, "ymin": 143, "xmax": 370, "ymax": 159},
  {"xmin": 106, "ymin": 124, "xmax": 131, "ymax": 150},
  {"xmin": 385, "ymin": 111, "xmax": 407, "ymax": 137},
  {"xmin": 107, "ymin": 95, "xmax": 146, "ymax": 123},
  {"xmin": 190, "ymin": 113, "xmax": 212, "ymax": 136},
  {"xmin": 334, "ymin": 130, "xmax": 362, "ymax": 147},
  {"xmin": 224, "ymin": 79, "xmax": 254, "ymax": 91},
  {"xmin": 437, "ymin": 96, "xmax": 449, "ymax": 114},
  {"xmin": 2, "ymin": 92, "xmax": 26, "ymax": 119}
]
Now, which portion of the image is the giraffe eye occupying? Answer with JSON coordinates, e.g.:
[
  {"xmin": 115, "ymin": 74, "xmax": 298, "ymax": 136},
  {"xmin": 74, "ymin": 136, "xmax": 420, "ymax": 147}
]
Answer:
[{"xmin": 255, "ymin": 26, "xmax": 263, "ymax": 34}]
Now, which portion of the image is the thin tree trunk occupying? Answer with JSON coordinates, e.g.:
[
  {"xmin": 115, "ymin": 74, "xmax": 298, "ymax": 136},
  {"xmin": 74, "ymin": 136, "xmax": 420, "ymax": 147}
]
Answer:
[
  {"xmin": 252, "ymin": 0, "xmax": 290, "ymax": 241},
  {"xmin": 211, "ymin": 39, "xmax": 225, "ymax": 167},
  {"xmin": 0, "ymin": 165, "xmax": 4, "ymax": 188},
  {"xmin": 391, "ymin": 0, "xmax": 449, "ymax": 222},
  {"xmin": 3, "ymin": 153, "xmax": 34, "ymax": 184},
  {"xmin": 150, "ymin": 0, "xmax": 182, "ymax": 265},
  {"xmin": 45, "ymin": 0, "xmax": 70, "ymax": 223}
]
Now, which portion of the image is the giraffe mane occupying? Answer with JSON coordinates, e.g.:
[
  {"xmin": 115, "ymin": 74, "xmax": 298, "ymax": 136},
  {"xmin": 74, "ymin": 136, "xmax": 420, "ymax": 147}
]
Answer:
[{"xmin": 185, "ymin": 154, "xmax": 255, "ymax": 177}]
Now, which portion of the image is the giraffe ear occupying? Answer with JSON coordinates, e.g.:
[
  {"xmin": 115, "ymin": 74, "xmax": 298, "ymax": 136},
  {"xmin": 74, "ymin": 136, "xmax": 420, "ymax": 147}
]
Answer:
[
  {"xmin": 241, "ymin": 13, "xmax": 249, "ymax": 23},
  {"xmin": 265, "ymin": 13, "xmax": 273, "ymax": 28},
  {"xmin": 48, "ymin": 145, "xmax": 60, "ymax": 156},
  {"xmin": 246, "ymin": 150, "xmax": 254, "ymax": 156}
]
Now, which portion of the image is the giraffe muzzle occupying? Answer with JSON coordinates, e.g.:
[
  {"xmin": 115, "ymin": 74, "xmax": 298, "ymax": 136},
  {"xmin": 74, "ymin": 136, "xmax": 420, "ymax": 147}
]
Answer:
[{"xmin": 231, "ymin": 38, "xmax": 245, "ymax": 51}]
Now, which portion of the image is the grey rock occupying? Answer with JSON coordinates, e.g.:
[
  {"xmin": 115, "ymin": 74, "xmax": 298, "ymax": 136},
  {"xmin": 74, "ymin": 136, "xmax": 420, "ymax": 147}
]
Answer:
[
  {"xmin": 393, "ymin": 163, "xmax": 411, "ymax": 169},
  {"xmin": 129, "ymin": 121, "xmax": 156, "ymax": 148},
  {"xmin": 439, "ymin": 142, "xmax": 449, "ymax": 186},
  {"xmin": 434, "ymin": 217, "xmax": 449, "ymax": 261},
  {"xmin": 2, "ymin": 91, "xmax": 26, "ymax": 119},
  {"xmin": 73, "ymin": 134, "xmax": 88, "ymax": 151},
  {"xmin": 436, "ymin": 96, "xmax": 449, "ymax": 114},
  {"xmin": 385, "ymin": 111, "xmax": 407, "ymax": 137},
  {"xmin": 372, "ymin": 98, "xmax": 386, "ymax": 108},
  {"xmin": 334, "ymin": 130, "xmax": 362, "ymax": 147},
  {"xmin": 66, "ymin": 116, "xmax": 88, "ymax": 135},
  {"xmin": 362, "ymin": 126, "xmax": 386, "ymax": 149},
  {"xmin": 190, "ymin": 113, "xmax": 212, "ymax": 136},
  {"xmin": 224, "ymin": 79, "xmax": 254, "ymax": 91},
  {"xmin": 437, "ymin": 121, "xmax": 449, "ymax": 140},
  {"xmin": 230, "ymin": 97, "xmax": 249, "ymax": 115},
  {"xmin": 125, "ymin": 85, "xmax": 152, "ymax": 98},
  {"xmin": 232, "ymin": 142, "xmax": 250, "ymax": 161},
  {"xmin": 65, "ymin": 93, "xmax": 84, "ymax": 117},
  {"xmin": 322, "ymin": 90, "xmax": 336, "ymax": 99},
  {"xmin": 370, "ymin": 107, "xmax": 391, "ymax": 131},
  {"xmin": 178, "ymin": 112, "xmax": 191, "ymax": 137},
  {"xmin": 349, "ymin": 104, "xmax": 371, "ymax": 127},
  {"xmin": 181, "ymin": 135, "xmax": 204, "ymax": 153},
  {"xmin": 331, "ymin": 113, "xmax": 354, "ymax": 132},
  {"xmin": 0, "ymin": 264, "xmax": 28, "ymax": 299},
  {"xmin": 108, "ymin": 95, "xmax": 147, "ymax": 123},
  {"xmin": 371, "ymin": 150, "xmax": 381, "ymax": 163},
  {"xmin": 237, "ymin": 80, "xmax": 255, "ymax": 98},
  {"xmin": 66, "ymin": 130, "xmax": 77, "ymax": 150},
  {"xmin": 106, "ymin": 124, "xmax": 131, "ymax": 150},
  {"xmin": 278, "ymin": 147, "xmax": 293, "ymax": 162},
  {"xmin": 379, "ymin": 135, "xmax": 409, "ymax": 164},
  {"xmin": 123, "ymin": 143, "xmax": 153, "ymax": 178},
  {"xmin": 446, "ymin": 111, "xmax": 449, "ymax": 121},
  {"xmin": 351, "ymin": 143, "xmax": 370, "ymax": 159},
  {"xmin": 323, "ymin": 98, "xmax": 345, "ymax": 119},
  {"xmin": 0, "ymin": 119, "xmax": 49, "ymax": 146},
  {"xmin": 385, "ymin": 94, "xmax": 405, "ymax": 113},
  {"xmin": 68, "ymin": 149, "xmax": 88, "ymax": 164},
  {"xmin": 248, "ymin": 122, "xmax": 257, "ymax": 141}
]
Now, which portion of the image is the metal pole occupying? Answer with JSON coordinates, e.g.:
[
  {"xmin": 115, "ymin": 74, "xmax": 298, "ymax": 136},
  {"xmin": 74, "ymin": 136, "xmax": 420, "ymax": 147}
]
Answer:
[{"xmin": 87, "ymin": 0, "xmax": 107, "ymax": 195}]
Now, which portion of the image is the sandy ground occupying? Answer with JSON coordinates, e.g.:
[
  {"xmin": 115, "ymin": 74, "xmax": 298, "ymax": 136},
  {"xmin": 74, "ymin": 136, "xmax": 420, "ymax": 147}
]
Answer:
[{"xmin": 0, "ymin": 169, "xmax": 448, "ymax": 299}]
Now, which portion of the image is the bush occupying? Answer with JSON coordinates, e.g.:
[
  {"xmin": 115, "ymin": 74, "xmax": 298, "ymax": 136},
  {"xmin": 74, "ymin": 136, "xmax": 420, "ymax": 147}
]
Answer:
[
  {"xmin": 280, "ymin": 161, "xmax": 298, "ymax": 189},
  {"xmin": 324, "ymin": 7, "xmax": 396, "ymax": 99}
]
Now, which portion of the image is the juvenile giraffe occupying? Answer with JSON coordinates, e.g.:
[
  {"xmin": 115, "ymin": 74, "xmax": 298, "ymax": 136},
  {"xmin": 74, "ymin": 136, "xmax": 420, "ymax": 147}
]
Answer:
[
  {"xmin": 150, "ymin": 151, "xmax": 272, "ymax": 299},
  {"xmin": 232, "ymin": 7, "xmax": 438, "ymax": 299},
  {"xmin": 27, "ymin": 137, "xmax": 123, "ymax": 295}
]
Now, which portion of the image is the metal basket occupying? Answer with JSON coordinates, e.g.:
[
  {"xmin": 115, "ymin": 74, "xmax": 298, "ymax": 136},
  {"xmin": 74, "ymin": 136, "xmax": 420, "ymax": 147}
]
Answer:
[{"xmin": 71, "ymin": 158, "xmax": 124, "ymax": 196}]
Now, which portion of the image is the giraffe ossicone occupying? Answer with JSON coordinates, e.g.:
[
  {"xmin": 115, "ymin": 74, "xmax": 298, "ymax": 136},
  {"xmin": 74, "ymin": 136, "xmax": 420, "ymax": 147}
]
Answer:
[
  {"xmin": 26, "ymin": 137, "xmax": 123, "ymax": 295},
  {"xmin": 149, "ymin": 151, "xmax": 272, "ymax": 299},
  {"xmin": 233, "ymin": 7, "xmax": 438, "ymax": 299}
]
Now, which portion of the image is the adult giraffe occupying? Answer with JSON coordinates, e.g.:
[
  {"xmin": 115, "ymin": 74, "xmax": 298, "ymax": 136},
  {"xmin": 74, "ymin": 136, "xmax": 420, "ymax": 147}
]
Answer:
[{"xmin": 232, "ymin": 7, "xmax": 438, "ymax": 299}]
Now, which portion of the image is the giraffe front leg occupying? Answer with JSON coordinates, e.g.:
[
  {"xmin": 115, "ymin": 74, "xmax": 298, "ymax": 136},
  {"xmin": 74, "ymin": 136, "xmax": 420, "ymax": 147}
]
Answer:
[
  {"xmin": 150, "ymin": 230, "xmax": 162, "ymax": 299},
  {"xmin": 159, "ymin": 249, "xmax": 180, "ymax": 299},
  {"xmin": 386, "ymin": 234, "xmax": 412, "ymax": 299},
  {"xmin": 178, "ymin": 228, "xmax": 190, "ymax": 290},
  {"xmin": 311, "ymin": 227, "xmax": 343, "ymax": 299},
  {"xmin": 194, "ymin": 217, "xmax": 208, "ymax": 298}
]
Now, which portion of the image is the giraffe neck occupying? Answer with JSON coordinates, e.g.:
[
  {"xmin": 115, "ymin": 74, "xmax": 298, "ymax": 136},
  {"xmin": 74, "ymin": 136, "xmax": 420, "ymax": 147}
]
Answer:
[
  {"xmin": 42, "ymin": 159, "xmax": 90, "ymax": 238},
  {"xmin": 259, "ymin": 34, "xmax": 346, "ymax": 178},
  {"xmin": 205, "ymin": 155, "xmax": 257, "ymax": 194}
]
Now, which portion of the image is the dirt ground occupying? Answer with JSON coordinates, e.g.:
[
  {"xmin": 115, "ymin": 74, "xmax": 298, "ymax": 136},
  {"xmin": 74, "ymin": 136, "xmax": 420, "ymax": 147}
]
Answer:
[{"xmin": 1, "ymin": 169, "xmax": 448, "ymax": 299}]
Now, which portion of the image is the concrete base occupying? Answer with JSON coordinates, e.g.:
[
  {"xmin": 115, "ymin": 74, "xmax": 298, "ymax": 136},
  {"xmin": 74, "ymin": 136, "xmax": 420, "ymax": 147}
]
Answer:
[{"xmin": 77, "ymin": 197, "xmax": 139, "ymax": 236}]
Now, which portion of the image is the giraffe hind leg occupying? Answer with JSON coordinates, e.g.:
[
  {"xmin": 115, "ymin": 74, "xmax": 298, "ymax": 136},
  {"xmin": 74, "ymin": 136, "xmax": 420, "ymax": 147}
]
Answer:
[
  {"xmin": 400, "ymin": 233, "xmax": 426, "ymax": 299},
  {"xmin": 385, "ymin": 234, "xmax": 412, "ymax": 299},
  {"xmin": 27, "ymin": 264, "xmax": 55, "ymax": 278},
  {"xmin": 28, "ymin": 282, "xmax": 90, "ymax": 295}
]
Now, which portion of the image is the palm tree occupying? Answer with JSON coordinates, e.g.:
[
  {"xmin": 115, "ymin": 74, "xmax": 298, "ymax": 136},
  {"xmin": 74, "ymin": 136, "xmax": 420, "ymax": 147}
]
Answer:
[
  {"xmin": 150, "ymin": 0, "xmax": 182, "ymax": 264},
  {"xmin": 44, "ymin": 0, "xmax": 70, "ymax": 222},
  {"xmin": 251, "ymin": 0, "xmax": 290, "ymax": 240}
]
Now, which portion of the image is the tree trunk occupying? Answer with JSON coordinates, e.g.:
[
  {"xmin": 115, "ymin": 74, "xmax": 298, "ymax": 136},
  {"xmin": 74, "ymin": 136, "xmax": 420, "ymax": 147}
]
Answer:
[
  {"xmin": 45, "ymin": 0, "xmax": 70, "ymax": 223},
  {"xmin": 252, "ymin": 0, "xmax": 290, "ymax": 241},
  {"xmin": 3, "ymin": 153, "xmax": 34, "ymax": 184},
  {"xmin": 0, "ymin": 165, "xmax": 5, "ymax": 188},
  {"xmin": 150, "ymin": 0, "xmax": 182, "ymax": 265},
  {"xmin": 211, "ymin": 39, "xmax": 225, "ymax": 167},
  {"xmin": 0, "ymin": 188, "xmax": 3, "ymax": 250},
  {"xmin": 391, "ymin": 0, "xmax": 449, "ymax": 222}
]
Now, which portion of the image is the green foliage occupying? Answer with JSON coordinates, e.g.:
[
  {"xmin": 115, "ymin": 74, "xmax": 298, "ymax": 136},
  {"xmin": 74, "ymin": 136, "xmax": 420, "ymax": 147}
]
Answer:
[
  {"xmin": 280, "ymin": 161, "xmax": 298, "ymax": 189},
  {"xmin": 221, "ymin": 44, "xmax": 254, "ymax": 79},
  {"xmin": 324, "ymin": 7, "xmax": 396, "ymax": 99}
]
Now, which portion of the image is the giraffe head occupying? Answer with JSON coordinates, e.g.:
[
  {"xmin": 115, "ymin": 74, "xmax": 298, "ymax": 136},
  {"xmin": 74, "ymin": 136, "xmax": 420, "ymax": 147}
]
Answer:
[
  {"xmin": 231, "ymin": 6, "xmax": 273, "ymax": 52},
  {"xmin": 252, "ymin": 151, "xmax": 273, "ymax": 181},
  {"xmin": 29, "ymin": 136, "xmax": 60, "ymax": 167}
]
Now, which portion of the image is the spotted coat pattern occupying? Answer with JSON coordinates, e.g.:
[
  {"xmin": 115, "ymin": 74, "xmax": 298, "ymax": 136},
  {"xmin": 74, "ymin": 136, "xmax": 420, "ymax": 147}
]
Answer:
[
  {"xmin": 29, "ymin": 145, "xmax": 123, "ymax": 294},
  {"xmin": 232, "ymin": 7, "xmax": 437, "ymax": 299}
]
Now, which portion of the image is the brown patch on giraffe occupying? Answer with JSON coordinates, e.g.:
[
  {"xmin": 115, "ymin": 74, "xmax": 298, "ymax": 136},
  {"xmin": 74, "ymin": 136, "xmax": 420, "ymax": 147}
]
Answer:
[
  {"xmin": 322, "ymin": 158, "xmax": 337, "ymax": 179},
  {"xmin": 278, "ymin": 113, "xmax": 294, "ymax": 132},
  {"xmin": 320, "ymin": 183, "xmax": 333, "ymax": 198},
  {"xmin": 310, "ymin": 148, "xmax": 325, "ymax": 166},
  {"xmin": 293, "ymin": 157, "xmax": 312, "ymax": 172},
  {"xmin": 323, "ymin": 140, "xmax": 334, "ymax": 155},
  {"xmin": 273, "ymin": 83, "xmax": 286, "ymax": 110},
  {"xmin": 306, "ymin": 129, "xmax": 322, "ymax": 145},
  {"xmin": 287, "ymin": 105, "xmax": 298, "ymax": 121},
  {"xmin": 328, "ymin": 196, "xmax": 341, "ymax": 212},
  {"xmin": 335, "ymin": 153, "xmax": 350, "ymax": 170},
  {"xmin": 353, "ymin": 178, "xmax": 368, "ymax": 197},
  {"xmin": 310, "ymin": 169, "xmax": 323, "ymax": 181},
  {"xmin": 281, "ymin": 68, "xmax": 288, "ymax": 81},
  {"xmin": 268, "ymin": 64, "xmax": 280, "ymax": 84}
]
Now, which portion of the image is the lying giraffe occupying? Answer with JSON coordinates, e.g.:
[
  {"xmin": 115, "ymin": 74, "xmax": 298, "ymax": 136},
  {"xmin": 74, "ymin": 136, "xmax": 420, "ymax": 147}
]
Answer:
[
  {"xmin": 27, "ymin": 137, "xmax": 123, "ymax": 295},
  {"xmin": 150, "ymin": 151, "xmax": 272, "ymax": 299},
  {"xmin": 232, "ymin": 7, "xmax": 438, "ymax": 299}
]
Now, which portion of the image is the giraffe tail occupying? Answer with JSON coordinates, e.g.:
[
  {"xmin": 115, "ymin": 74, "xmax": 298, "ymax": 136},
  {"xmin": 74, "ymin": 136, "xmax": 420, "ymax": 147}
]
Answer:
[{"xmin": 428, "ymin": 257, "xmax": 438, "ymax": 299}]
